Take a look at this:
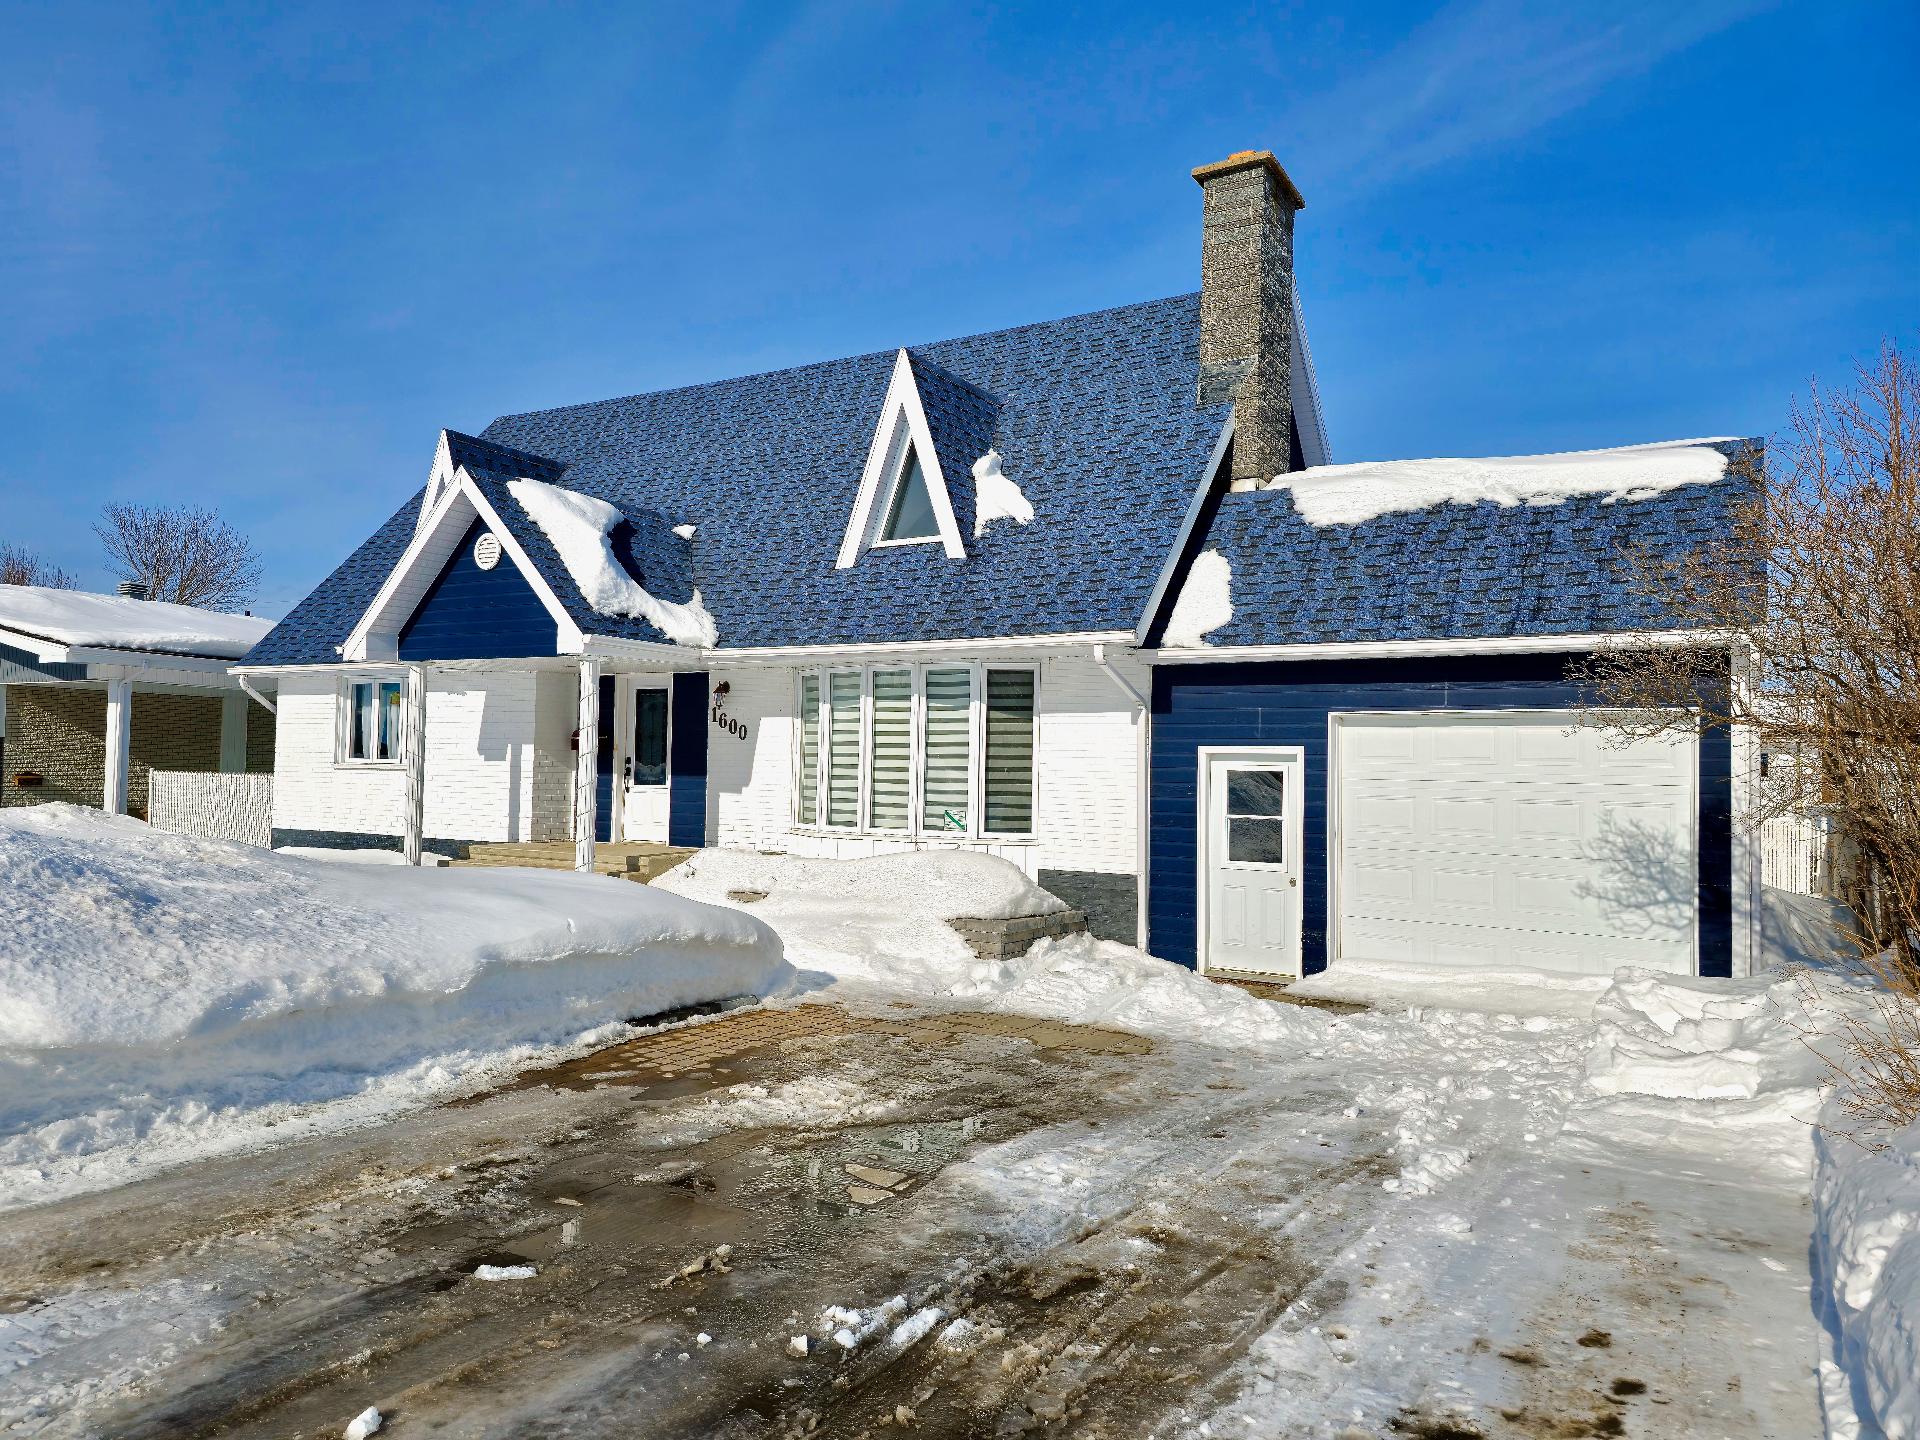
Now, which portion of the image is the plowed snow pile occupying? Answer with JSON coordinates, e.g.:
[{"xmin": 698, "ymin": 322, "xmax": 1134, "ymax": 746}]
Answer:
[{"xmin": 0, "ymin": 806, "xmax": 790, "ymax": 1208}]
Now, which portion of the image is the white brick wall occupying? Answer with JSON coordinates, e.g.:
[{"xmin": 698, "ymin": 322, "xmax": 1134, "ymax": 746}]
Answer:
[
  {"xmin": 706, "ymin": 651, "xmax": 1144, "ymax": 879},
  {"xmin": 272, "ymin": 669, "xmax": 569, "ymax": 843}
]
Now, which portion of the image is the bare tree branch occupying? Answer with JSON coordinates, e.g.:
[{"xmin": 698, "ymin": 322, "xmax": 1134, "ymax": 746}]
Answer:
[
  {"xmin": 1575, "ymin": 341, "xmax": 1920, "ymax": 1127},
  {"xmin": 93, "ymin": 504, "xmax": 262, "ymax": 610},
  {"xmin": 0, "ymin": 545, "xmax": 78, "ymax": 589}
]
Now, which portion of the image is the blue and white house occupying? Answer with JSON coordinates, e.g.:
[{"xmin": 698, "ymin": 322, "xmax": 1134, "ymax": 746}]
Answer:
[{"xmin": 239, "ymin": 150, "xmax": 1760, "ymax": 981}]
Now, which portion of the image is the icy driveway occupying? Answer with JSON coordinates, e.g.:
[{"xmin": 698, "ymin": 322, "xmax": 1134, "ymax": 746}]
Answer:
[{"xmin": 0, "ymin": 994, "xmax": 1818, "ymax": 1438}]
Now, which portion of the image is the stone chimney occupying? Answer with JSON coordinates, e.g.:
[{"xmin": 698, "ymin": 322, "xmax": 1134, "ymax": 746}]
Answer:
[
  {"xmin": 1193, "ymin": 150, "xmax": 1305, "ymax": 488},
  {"xmin": 116, "ymin": 579, "xmax": 151, "ymax": 601}
]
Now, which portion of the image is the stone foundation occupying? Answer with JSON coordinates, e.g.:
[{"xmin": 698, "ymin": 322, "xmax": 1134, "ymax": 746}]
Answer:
[{"xmin": 947, "ymin": 909, "xmax": 1088, "ymax": 961}]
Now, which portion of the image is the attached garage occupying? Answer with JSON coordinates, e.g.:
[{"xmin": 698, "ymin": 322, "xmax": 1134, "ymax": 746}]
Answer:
[
  {"xmin": 1332, "ymin": 712, "xmax": 1697, "ymax": 975},
  {"xmin": 1146, "ymin": 652, "xmax": 1741, "ymax": 982}
]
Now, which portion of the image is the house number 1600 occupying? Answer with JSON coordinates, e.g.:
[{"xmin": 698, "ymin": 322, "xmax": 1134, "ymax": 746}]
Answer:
[{"xmin": 710, "ymin": 704, "xmax": 748, "ymax": 740}]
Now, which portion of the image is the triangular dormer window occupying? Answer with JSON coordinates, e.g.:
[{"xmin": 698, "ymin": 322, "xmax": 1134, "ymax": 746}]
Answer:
[
  {"xmin": 835, "ymin": 350, "xmax": 968, "ymax": 567},
  {"xmin": 879, "ymin": 444, "xmax": 939, "ymax": 542}
]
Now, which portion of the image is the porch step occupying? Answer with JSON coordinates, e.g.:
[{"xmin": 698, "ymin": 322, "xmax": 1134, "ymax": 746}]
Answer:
[{"xmin": 449, "ymin": 842, "xmax": 696, "ymax": 883}]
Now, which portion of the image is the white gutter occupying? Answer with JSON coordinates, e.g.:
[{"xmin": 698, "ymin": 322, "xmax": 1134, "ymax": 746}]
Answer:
[
  {"xmin": 1149, "ymin": 629, "xmax": 1744, "ymax": 665},
  {"xmin": 1093, "ymin": 642, "xmax": 1152, "ymax": 949},
  {"xmin": 237, "ymin": 675, "xmax": 277, "ymax": 714}
]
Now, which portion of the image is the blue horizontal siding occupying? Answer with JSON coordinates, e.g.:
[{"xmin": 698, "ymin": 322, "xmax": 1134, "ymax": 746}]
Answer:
[
  {"xmin": 669, "ymin": 672, "xmax": 709, "ymax": 848},
  {"xmin": 398, "ymin": 518, "xmax": 557, "ymax": 661},
  {"xmin": 1147, "ymin": 653, "xmax": 1733, "ymax": 978}
]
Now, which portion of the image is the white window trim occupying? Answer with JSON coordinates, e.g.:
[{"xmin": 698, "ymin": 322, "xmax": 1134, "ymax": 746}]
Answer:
[
  {"xmin": 790, "ymin": 660, "xmax": 1039, "ymax": 841},
  {"xmin": 834, "ymin": 349, "xmax": 967, "ymax": 567},
  {"xmin": 334, "ymin": 671, "xmax": 411, "ymax": 769}
]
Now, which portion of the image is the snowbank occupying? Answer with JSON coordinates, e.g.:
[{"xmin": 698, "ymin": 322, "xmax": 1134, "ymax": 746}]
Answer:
[
  {"xmin": 1269, "ymin": 437, "xmax": 1735, "ymax": 529},
  {"xmin": 0, "ymin": 584, "xmax": 273, "ymax": 659},
  {"xmin": 0, "ymin": 806, "xmax": 789, "ymax": 1207},
  {"xmin": 1290, "ymin": 957, "xmax": 1615, "ymax": 1019},
  {"xmin": 506, "ymin": 475, "xmax": 717, "ymax": 647},
  {"xmin": 1815, "ymin": 1117, "xmax": 1920, "ymax": 1440}
]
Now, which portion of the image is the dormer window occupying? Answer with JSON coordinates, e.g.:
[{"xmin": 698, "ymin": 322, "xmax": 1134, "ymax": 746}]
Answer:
[
  {"xmin": 835, "ymin": 350, "xmax": 969, "ymax": 566},
  {"xmin": 878, "ymin": 444, "xmax": 939, "ymax": 543}
]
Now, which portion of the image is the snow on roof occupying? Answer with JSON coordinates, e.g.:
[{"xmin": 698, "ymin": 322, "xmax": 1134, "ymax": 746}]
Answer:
[
  {"xmin": 507, "ymin": 476, "xmax": 718, "ymax": 648},
  {"xmin": 1268, "ymin": 438, "xmax": 1738, "ymax": 529},
  {"xmin": 0, "ymin": 585, "xmax": 274, "ymax": 660}
]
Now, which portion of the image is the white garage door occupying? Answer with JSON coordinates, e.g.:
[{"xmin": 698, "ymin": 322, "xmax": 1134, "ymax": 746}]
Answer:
[{"xmin": 1335, "ymin": 712, "xmax": 1697, "ymax": 975}]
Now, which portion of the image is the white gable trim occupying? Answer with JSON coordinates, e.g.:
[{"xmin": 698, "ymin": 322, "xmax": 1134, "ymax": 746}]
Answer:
[
  {"xmin": 1291, "ymin": 282, "xmax": 1331, "ymax": 468},
  {"xmin": 341, "ymin": 467, "xmax": 583, "ymax": 662},
  {"xmin": 835, "ymin": 349, "xmax": 967, "ymax": 568},
  {"xmin": 1133, "ymin": 415, "xmax": 1236, "ymax": 646},
  {"xmin": 418, "ymin": 429, "xmax": 458, "ymax": 535}
]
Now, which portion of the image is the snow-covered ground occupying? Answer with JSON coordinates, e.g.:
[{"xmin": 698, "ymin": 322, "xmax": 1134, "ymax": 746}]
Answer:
[
  {"xmin": 6, "ymin": 828, "xmax": 1915, "ymax": 1436},
  {"xmin": 664, "ymin": 851, "xmax": 1913, "ymax": 1438},
  {"xmin": 0, "ymin": 807, "xmax": 790, "ymax": 1210}
]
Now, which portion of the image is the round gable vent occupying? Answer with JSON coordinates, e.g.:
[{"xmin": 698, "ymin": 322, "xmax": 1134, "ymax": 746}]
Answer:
[{"xmin": 473, "ymin": 533, "xmax": 502, "ymax": 571}]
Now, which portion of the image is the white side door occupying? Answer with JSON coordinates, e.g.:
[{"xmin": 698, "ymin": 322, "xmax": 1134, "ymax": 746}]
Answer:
[
  {"xmin": 621, "ymin": 680, "xmax": 671, "ymax": 843},
  {"xmin": 1203, "ymin": 749, "xmax": 1304, "ymax": 978}
]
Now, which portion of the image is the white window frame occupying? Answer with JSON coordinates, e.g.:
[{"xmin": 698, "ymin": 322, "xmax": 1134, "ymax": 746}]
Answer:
[
  {"xmin": 790, "ymin": 661, "xmax": 1039, "ymax": 841},
  {"xmin": 335, "ymin": 671, "xmax": 409, "ymax": 769}
]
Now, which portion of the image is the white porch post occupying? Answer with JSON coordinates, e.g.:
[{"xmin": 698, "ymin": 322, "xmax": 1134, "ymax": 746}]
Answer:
[
  {"xmin": 102, "ymin": 674, "xmax": 132, "ymax": 817},
  {"xmin": 218, "ymin": 691, "xmax": 249, "ymax": 774},
  {"xmin": 575, "ymin": 657, "xmax": 602, "ymax": 873},
  {"xmin": 403, "ymin": 663, "xmax": 428, "ymax": 866}
]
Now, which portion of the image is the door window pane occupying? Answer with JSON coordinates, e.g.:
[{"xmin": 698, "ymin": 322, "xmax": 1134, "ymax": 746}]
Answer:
[
  {"xmin": 922, "ymin": 667, "xmax": 972, "ymax": 832},
  {"xmin": 868, "ymin": 669, "xmax": 912, "ymax": 830},
  {"xmin": 983, "ymin": 669, "xmax": 1035, "ymax": 834},
  {"xmin": 632, "ymin": 688, "xmax": 668, "ymax": 786},
  {"xmin": 1226, "ymin": 768, "xmax": 1286, "ymax": 817},
  {"xmin": 1228, "ymin": 817, "xmax": 1288, "ymax": 864},
  {"xmin": 797, "ymin": 673, "xmax": 820, "ymax": 824},
  {"xmin": 825, "ymin": 671, "xmax": 862, "ymax": 827}
]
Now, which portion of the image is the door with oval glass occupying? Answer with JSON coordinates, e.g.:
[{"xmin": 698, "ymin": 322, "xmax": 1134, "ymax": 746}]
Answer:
[
  {"xmin": 1203, "ymin": 748, "xmax": 1304, "ymax": 977},
  {"xmin": 621, "ymin": 679, "xmax": 671, "ymax": 843}
]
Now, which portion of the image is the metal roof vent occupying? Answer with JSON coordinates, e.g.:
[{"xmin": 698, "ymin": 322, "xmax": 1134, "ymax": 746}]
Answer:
[{"xmin": 117, "ymin": 580, "xmax": 151, "ymax": 601}]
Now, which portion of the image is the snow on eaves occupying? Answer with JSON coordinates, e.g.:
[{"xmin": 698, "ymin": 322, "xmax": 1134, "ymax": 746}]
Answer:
[
  {"xmin": 971, "ymin": 449, "xmax": 1033, "ymax": 536},
  {"xmin": 0, "ymin": 585, "xmax": 273, "ymax": 660},
  {"xmin": 507, "ymin": 476, "xmax": 718, "ymax": 648},
  {"xmin": 1268, "ymin": 438, "xmax": 1738, "ymax": 529}
]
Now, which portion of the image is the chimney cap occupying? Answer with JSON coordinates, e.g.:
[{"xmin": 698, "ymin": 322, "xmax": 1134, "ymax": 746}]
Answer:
[
  {"xmin": 116, "ymin": 579, "xmax": 151, "ymax": 601},
  {"xmin": 1192, "ymin": 150, "xmax": 1305, "ymax": 210}
]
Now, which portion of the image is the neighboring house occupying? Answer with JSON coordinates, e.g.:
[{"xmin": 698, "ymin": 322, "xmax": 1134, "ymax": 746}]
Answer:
[
  {"xmin": 0, "ymin": 584, "xmax": 275, "ymax": 819},
  {"xmin": 238, "ymin": 149, "xmax": 1760, "ymax": 980}
]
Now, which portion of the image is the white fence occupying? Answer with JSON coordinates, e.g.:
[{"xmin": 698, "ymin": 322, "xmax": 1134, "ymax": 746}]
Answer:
[
  {"xmin": 1760, "ymin": 814, "xmax": 1826, "ymax": 897},
  {"xmin": 148, "ymin": 771, "xmax": 273, "ymax": 849}
]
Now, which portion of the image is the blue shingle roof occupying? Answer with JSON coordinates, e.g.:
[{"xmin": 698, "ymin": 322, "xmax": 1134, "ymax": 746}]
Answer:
[
  {"xmin": 1163, "ymin": 440, "xmax": 1757, "ymax": 647},
  {"xmin": 246, "ymin": 293, "xmax": 1227, "ymax": 662}
]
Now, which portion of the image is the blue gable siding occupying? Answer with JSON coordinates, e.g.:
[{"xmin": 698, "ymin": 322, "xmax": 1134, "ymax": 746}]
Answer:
[
  {"xmin": 668, "ymin": 672, "xmax": 709, "ymax": 848},
  {"xmin": 398, "ymin": 518, "xmax": 557, "ymax": 662},
  {"xmin": 1147, "ymin": 652, "xmax": 1733, "ymax": 979}
]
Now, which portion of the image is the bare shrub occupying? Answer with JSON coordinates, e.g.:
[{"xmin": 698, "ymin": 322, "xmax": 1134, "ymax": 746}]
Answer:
[
  {"xmin": 94, "ymin": 504, "xmax": 262, "ymax": 610},
  {"xmin": 0, "ymin": 544, "xmax": 77, "ymax": 589},
  {"xmin": 1576, "ymin": 343, "xmax": 1920, "ymax": 1127}
]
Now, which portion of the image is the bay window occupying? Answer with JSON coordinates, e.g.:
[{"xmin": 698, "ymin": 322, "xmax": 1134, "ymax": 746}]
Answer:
[{"xmin": 793, "ymin": 663, "xmax": 1037, "ymax": 839}]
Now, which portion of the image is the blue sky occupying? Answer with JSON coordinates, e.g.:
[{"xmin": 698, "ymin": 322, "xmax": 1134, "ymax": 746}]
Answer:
[{"xmin": 2, "ymin": 0, "xmax": 1914, "ymax": 616}]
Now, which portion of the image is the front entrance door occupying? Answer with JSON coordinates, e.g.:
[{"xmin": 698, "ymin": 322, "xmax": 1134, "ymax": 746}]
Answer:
[
  {"xmin": 621, "ymin": 680, "xmax": 671, "ymax": 843},
  {"xmin": 1203, "ymin": 749, "xmax": 1304, "ymax": 978}
]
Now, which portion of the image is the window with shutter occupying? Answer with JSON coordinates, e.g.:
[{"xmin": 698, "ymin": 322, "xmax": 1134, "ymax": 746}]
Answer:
[
  {"xmin": 983, "ymin": 668, "xmax": 1036, "ymax": 834},
  {"xmin": 868, "ymin": 669, "xmax": 912, "ymax": 830},
  {"xmin": 825, "ymin": 671, "xmax": 862, "ymax": 828},
  {"xmin": 922, "ymin": 667, "xmax": 972, "ymax": 833},
  {"xmin": 797, "ymin": 673, "xmax": 820, "ymax": 825}
]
